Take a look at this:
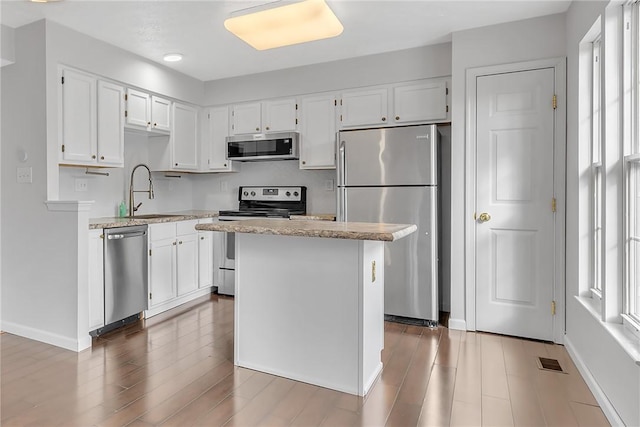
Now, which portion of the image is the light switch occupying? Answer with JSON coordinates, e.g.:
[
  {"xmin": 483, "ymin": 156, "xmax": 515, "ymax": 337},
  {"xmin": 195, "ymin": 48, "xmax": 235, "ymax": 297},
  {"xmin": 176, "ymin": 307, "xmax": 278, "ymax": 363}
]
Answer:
[
  {"xmin": 17, "ymin": 167, "xmax": 32, "ymax": 183},
  {"xmin": 324, "ymin": 179, "xmax": 334, "ymax": 191}
]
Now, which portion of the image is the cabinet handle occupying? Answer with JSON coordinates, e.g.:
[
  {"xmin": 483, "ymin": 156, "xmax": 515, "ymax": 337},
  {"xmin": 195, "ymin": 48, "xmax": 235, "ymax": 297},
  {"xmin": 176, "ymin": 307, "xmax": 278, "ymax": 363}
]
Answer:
[
  {"xmin": 256, "ymin": 127, "xmax": 260, "ymax": 131},
  {"xmin": 265, "ymin": 126, "xmax": 270, "ymax": 131},
  {"xmin": 147, "ymin": 121, "xmax": 151, "ymax": 126},
  {"xmin": 302, "ymin": 160, "xmax": 306, "ymax": 165},
  {"xmin": 91, "ymin": 155, "xmax": 96, "ymax": 159},
  {"xmin": 395, "ymin": 116, "xmax": 400, "ymax": 121},
  {"xmin": 179, "ymin": 240, "xmax": 183, "ymax": 245},
  {"xmin": 200, "ymin": 236, "xmax": 204, "ymax": 240},
  {"xmin": 175, "ymin": 163, "xmax": 178, "ymax": 166},
  {"xmin": 100, "ymin": 156, "xmax": 105, "ymax": 160},
  {"xmin": 381, "ymin": 117, "xmax": 386, "ymax": 122},
  {"xmin": 173, "ymin": 241, "xmax": 177, "ymax": 246},
  {"xmin": 154, "ymin": 122, "xmax": 157, "ymax": 127},
  {"xmin": 224, "ymin": 163, "xmax": 227, "ymax": 167}
]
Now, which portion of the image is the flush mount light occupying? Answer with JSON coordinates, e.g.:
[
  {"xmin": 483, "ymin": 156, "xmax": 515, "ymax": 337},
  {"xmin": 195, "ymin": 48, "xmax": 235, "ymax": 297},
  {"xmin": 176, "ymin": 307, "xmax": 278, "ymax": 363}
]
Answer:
[
  {"xmin": 224, "ymin": 0, "xmax": 343, "ymax": 51},
  {"xmin": 163, "ymin": 53, "xmax": 183, "ymax": 62}
]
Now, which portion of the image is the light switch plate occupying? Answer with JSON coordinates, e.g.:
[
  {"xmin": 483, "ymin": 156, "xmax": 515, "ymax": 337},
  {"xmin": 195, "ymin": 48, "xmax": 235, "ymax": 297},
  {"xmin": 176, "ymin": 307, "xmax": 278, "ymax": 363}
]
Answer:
[
  {"xmin": 324, "ymin": 179, "xmax": 334, "ymax": 191},
  {"xmin": 17, "ymin": 167, "xmax": 32, "ymax": 183}
]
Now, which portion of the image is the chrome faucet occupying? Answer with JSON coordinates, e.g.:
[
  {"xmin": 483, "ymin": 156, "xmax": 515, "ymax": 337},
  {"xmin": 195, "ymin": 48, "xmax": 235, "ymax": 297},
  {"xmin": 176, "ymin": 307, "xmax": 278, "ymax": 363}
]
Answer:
[{"xmin": 129, "ymin": 164, "xmax": 154, "ymax": 216}]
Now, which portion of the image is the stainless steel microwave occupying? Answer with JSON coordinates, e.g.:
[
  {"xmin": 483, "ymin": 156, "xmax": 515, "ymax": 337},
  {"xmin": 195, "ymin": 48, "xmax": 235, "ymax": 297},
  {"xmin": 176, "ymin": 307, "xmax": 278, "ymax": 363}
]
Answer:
[{"xmin": 226, "ymin": 132, "xmax": 299, "ymax": 161}]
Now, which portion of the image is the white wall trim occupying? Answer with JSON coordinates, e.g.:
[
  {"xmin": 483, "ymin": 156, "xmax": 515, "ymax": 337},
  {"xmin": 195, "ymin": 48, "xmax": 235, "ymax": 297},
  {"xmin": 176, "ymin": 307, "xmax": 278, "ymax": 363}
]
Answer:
[
  {"xmin": 464, "ymin": 57, "xmax": 567, "ymax": 342},
  {"xmin": 45, "ymin": 200, "xmax": 94, "ymax": 212},
  {"xmin": 564, "ymin": 334, "xmax": 626, "ymax": 427},
  {"xmin": 2, "ymin": 321, "xmax": 91, "ymax": 352},
  {"xmin": 448, "ymin": 318, "xmax": 467, "ymax": 331}
]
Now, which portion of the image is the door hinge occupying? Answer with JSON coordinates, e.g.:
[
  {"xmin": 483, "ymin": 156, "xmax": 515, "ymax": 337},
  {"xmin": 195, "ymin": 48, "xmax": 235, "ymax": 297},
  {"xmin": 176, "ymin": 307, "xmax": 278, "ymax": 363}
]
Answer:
[
  {"xmin": 208, "ymin": 113, "xmax": 210, "ymax": 119},
  {"xmin": 446, "ymin": 105, "xmax": 449, "ymax": 113},
  {"xmin": 61, "ymin": 144, "xmax": 65, "ymax": 153},
  {"xmin": 61, "ymin": 76, "xmax": 64, "ymax": 84},
  {"xmin": 295, "ymin": 118, "xmax": 298, "ymax": 125},
  {"xmin": 552, "ymin": 197, "xmax": 557, "ymax": 213},
  {"xmin": 149, "ymin": 292, "xmax": 152, "ymax": 300},
  {"xmin": 552, "ymin": 95, "xmax": 557, "ymax": 110},
  {"xmin": 125, "ymin": 110, "xmax": 128, "ymax": 118},
  {"xmin": 340, "ymin": 114, "xmax": 343, "ymax": 122},
  {"xmin": 551, "ymin": 300, "xmax": 556, "ymax": 315},
  {"xmin": 149, "ymin": 249, "xmax": 152, "ymax": 256},
  {"xmin": 295, "ymin": 103, "xmax": 298, "ymax": 110},
  {"xmin": 124, "ymin": 93, "xmax": 128, "ymax": 101},
  {"xmin": 334, "ymin": 99, "xmax": 337, "ymax": 106},
  {"xmin": 446, "ymin": 87, "xmax": 449, "ymax": 95}
]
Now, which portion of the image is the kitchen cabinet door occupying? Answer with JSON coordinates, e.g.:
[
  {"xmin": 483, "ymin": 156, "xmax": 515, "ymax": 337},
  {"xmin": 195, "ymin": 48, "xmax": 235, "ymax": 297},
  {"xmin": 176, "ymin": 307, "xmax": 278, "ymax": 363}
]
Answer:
[
  {"xmin": 299, "ymin": 93, "xmax": 337, "ymax": 169},
  {"xmin": 340, "ymin": 88, "xmax": 388, "ymax": 128},
  {"xmin": 263, "ymin": 98, "xmax": 297, "ymax": 132},
  {"xmin": 206, "ymin": 106, "xmax": 236, "ymax": 172},
  {"xmin": 393, "ymin": 80, "xmax": 448, "ymax": 123},
  {"xmin": 171, "ymin": 102, "xmax": 198, "ymax": 170},
  {"xmin": 97, "ymin": 81, "xmax": 125, "ymax": 166},
  {"xmin": 198, "ymin": 219, "xmax": 214, "ymax": 289},
  {"xmin": 151, "ymin": 96, "xmax": 172, "ymax": 132},
  {"xmin": 232, "ymin": 102, "xmax": 261, "ymax": 135},
  {"xmin": 125, "ymin": 88, "xmax": 150, "ymax": 129},
  {"xmin": 60, "ymin": 68, "xmax": 97, "ymax": 164},
  {"xmin": 88, "ymin": 229, "xmax": 104, "ymax": 332},
  {"xmin": 149, "ymin": 236, "xmax": 177, "ymax": 307},
  {"xmin": 176, "ymin": 233, "xmax": 198, "ymax": 296}
]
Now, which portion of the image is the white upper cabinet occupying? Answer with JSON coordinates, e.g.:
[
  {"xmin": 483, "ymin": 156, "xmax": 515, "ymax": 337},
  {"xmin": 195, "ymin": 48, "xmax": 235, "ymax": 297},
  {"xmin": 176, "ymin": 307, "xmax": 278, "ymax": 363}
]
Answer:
[
  {"xmin": 60, "ymin": 68, "xmax": 124, "ymax": 167},
  {"xmin": 299, "ymin": 93, "xmax": 337, "ymax": 170},
  {"xmin": 340, "ymin": 88, "xmax": 388, "ymax": 128},
  {"xmin": 151, "ymin": 96, "xmax": 172, "ymax": 132},
  {"xmin": 125, "ymin": 88, "xmax": 150, "ymax": 129},
  {"xmin": 171, "ymin": 102, "xmax": 198, "ymax": 170},
  {"xmin": 206, "ymin": 106, "xmax": 237, "ymax": 172},
  {"xmin": 231, "ymin": 98, "xmax": 297, "ymax": 135},
  {"xmin": 96, "ymin": 81, "xmax": 125, "ymax": 166},
  {"xmin": 393, "ymin": 80, "xmax": 448, "ymax": 123},
  {"xmin": 125, "ymin": 89, "xmax": 171, "ymax": 133},
  {"xmin": 60, "ymin": 68, "xmax": 97, "ymax": 164},
  {"xmin": 263, "ymin": 98, "xmax": 297, "ymax": 133},
  {"xmin": 231, "ymin": 102, "xmax": 262, "ymax": 135}
]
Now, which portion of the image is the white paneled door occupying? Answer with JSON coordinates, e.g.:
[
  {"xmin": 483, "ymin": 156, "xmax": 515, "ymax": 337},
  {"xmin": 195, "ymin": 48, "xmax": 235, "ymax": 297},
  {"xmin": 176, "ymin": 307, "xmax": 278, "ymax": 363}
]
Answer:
[{"xmin": 475, "ymin": 68, "xmax": 556, "ymax": 341}]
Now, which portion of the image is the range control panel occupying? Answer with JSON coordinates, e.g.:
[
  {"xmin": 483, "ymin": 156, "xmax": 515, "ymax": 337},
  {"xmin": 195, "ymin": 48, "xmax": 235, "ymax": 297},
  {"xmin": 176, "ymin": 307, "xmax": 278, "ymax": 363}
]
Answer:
[{"xmin": 238, "ymin": 186, "xmax": 306, "ymax": 202}]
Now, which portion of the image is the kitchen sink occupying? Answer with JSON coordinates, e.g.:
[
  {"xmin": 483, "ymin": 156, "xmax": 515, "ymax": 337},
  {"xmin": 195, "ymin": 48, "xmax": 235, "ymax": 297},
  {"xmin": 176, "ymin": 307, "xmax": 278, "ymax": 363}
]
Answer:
[{"xmin": 124, "ymin": 214, "xmax": 183, "ymax": 220}]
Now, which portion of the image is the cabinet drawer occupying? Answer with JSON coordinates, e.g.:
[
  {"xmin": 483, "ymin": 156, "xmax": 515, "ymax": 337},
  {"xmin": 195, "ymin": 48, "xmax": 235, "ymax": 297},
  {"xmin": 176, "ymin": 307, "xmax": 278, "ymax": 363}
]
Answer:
[
  {"xmin": 177, "ymin": 219, "xmax": 199, "ymax": 236},
  {"xmin": 150, "ymin": 222, "xmax": 176, "ymax": 241}
]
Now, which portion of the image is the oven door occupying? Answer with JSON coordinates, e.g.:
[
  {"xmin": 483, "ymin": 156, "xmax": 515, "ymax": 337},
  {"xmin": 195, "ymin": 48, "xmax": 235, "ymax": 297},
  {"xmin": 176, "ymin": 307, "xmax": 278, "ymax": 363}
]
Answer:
[{"xmin": 217, "ymin": 216, "xmax": 249, "ymax": 296}]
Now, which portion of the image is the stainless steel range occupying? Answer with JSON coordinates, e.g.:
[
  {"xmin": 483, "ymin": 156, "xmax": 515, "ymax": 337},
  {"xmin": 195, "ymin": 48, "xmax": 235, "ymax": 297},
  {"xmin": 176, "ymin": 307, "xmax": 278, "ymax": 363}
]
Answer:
[{"xmin": 217, "ymin": 186, "xmax": 307, "ymax": 295}]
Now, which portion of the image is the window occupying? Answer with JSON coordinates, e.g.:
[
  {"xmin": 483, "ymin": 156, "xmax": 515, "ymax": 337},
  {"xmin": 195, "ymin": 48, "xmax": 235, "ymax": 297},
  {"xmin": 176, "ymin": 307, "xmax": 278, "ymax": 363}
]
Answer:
[
  {"xmin": 625, "ymin": 1, "xmax": 640, "ymax": 327},
  {"xmin": 592, "ymin": 36, "xmax": 603, "ymax": 296}
]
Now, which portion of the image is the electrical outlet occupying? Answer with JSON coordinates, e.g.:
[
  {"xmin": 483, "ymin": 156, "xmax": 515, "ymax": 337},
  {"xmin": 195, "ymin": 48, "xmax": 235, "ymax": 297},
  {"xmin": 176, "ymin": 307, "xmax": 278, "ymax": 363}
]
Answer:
[
  {"xmin": 220, "ymin": 180, "xmax": 228, "ymax": 192},
  {"xmin": 17, "ymin": 167, "xmax": 32, "ymax": 183},
  {"xmin": 75, "ymin": 178, "xmax": 88, "ymax": 192},
  {"xmin": 324, "ymin": 179, "xmax": 334, "ymax": 191}
]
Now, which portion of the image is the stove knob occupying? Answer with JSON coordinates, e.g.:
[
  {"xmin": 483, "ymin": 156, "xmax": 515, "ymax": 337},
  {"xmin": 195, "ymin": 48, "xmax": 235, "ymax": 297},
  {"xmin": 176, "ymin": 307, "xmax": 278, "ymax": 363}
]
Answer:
[
  {"xmin": 243, "ymin": 191, "xmax": 249, "ymax": 196},
  {"xmin": 286, "ymin": 191, "xmax": 291, "ymax": 197},
  {"xmin": 251, "ymin": 191, "xmax": 256, "ymax": 196},
  {"xmin": 293, "ymin": 191, "xmax": 299, "ymax": 197}
]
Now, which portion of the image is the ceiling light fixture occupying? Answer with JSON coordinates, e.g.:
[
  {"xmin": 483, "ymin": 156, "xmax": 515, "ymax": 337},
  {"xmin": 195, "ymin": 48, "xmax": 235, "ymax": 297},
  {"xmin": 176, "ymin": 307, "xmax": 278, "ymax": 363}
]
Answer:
[
  {"xmin": 163, "ymin": 53, "xmax": 183, "ymax": 62},
  {"xmin": 224, "ymin": 0, "xmax": 343, "ymax": 51}
]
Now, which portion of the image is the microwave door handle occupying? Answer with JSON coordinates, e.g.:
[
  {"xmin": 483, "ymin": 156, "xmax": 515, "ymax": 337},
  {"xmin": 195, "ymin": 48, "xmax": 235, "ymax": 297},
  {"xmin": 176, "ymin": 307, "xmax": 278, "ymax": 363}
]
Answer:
[{"xmin": 338, "ymin": 140, "xmax": 346, "ymax": 187}]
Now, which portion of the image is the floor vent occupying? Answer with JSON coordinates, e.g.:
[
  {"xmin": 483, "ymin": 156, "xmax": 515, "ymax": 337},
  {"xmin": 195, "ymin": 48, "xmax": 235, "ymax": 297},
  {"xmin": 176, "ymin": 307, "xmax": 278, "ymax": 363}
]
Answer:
[{"xmin": 537, "ymin": 357, "xmax": 565, "ymax": 373}]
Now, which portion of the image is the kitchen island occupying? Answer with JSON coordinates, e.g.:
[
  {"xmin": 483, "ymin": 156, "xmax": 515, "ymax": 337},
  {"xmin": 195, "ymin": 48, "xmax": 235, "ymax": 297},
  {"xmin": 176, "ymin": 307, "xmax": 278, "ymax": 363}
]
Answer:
[{"xmin": 196, "ymin": 219, "xmax": 416, "ymax": 396}]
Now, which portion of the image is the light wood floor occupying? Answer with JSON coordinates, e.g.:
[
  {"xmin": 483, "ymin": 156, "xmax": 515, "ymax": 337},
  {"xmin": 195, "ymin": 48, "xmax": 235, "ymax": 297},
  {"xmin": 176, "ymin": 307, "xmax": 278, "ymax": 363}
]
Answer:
[{"xmin": 1, "ymin": 294, "xmax": 609, "ymax": 426}]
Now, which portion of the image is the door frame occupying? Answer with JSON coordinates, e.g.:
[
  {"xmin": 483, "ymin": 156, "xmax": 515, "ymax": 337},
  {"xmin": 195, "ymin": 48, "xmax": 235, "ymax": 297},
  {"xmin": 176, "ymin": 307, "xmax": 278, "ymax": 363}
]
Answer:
[{"xmin": 464, "ymin": 58, "xmax": 567, "ymax": 343}]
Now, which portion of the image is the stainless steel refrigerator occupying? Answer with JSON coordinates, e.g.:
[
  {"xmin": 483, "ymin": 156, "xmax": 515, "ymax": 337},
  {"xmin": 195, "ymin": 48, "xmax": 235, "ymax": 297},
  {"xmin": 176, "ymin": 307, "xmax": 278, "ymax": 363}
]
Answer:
[{"xmin": 337, "ymin": 125, "xmax": 439, "ymax": 324}]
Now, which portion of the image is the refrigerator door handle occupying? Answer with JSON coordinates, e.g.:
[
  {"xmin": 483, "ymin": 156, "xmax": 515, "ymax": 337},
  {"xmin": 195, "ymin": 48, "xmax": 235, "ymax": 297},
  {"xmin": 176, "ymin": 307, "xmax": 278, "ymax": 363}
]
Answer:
[
  {"xmin": 338, "ymin": 140, "xmax": 346, "ymax": 187},
  {"xmin": 337, "ymin": 187, "xmax": 347, "ymax": 222}
]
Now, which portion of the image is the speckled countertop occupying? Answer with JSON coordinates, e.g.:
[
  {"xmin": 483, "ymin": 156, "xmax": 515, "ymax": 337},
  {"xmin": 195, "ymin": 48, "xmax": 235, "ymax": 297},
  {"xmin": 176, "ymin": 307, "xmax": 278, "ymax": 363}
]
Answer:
[
  {"xmin": 289, "ymin": 213, "xmax": 336, "ymax": 221},
  {"xmin": 195, "ymin": 219, "xmax": 416, "ymax": 242},
  {"xmin": 89, "ymin": 210, "xmax": 219, "ymax": 229}
]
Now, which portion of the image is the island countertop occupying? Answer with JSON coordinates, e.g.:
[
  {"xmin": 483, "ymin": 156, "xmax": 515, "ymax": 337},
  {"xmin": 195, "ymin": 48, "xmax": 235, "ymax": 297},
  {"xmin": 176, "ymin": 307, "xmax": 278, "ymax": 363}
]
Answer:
[{"xmin": 195, "ymin": 218, "xmax": 416, "ymax": 241}]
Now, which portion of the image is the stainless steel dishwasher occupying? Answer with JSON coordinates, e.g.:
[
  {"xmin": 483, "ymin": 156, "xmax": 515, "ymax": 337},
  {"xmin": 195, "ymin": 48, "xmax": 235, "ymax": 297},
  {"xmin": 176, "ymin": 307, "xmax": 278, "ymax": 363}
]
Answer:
[{"xmin": 104, "ymin": 225, "xmax": 148, "ymax": 327}]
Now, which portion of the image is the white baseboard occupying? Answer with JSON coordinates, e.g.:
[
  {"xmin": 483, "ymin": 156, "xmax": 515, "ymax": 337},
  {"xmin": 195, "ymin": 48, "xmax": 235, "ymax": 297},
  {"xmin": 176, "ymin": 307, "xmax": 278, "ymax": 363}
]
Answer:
[
  {"xmin": 448, "ymin": 318, "xmax": 467, "ymax": 330},
  {"xmin": 564, "ymin": 335, "xmax": 625, "ymax": 427},
  {"xmin": 2, "ymin": 321, "xmax": 89, "ymax": 352}
]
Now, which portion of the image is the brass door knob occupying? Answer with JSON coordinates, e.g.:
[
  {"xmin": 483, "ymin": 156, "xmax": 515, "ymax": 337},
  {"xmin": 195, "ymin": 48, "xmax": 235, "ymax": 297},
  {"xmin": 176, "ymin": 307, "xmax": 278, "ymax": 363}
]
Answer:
[{"xmin": 478, "ymin": 212, "xmax": 491, "ymax": 223}]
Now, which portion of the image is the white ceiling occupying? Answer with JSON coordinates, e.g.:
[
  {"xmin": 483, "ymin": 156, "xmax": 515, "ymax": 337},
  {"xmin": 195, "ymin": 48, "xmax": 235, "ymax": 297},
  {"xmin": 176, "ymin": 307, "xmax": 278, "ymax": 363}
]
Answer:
[{"xmin": 0, "ymin": 0, "xmax": 571, "ymax": 82}]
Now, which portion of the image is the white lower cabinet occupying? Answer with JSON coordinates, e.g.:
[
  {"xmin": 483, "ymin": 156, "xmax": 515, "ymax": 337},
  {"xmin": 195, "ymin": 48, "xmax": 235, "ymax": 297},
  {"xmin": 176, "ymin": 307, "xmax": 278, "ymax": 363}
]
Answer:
[
  {"xmin": 88, "ymin": 229, "xmax": 105, "ymax": 332},
  {"xmin": 147, "ymin": 220, "xmax": 213, "ymax": 317},
  {"xmin": 198, "ymin": 219, "xmax": 214, "ymax": 288}
]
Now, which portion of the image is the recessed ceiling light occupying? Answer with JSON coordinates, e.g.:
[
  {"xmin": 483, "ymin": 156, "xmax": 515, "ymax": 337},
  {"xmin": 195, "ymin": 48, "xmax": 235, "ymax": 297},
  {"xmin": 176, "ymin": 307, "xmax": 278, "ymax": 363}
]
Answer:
[
  {"xmin": 163, "ymin": 53, "xmax": 183, "ymax": 62},
  {"xmin": 224, "ymin": 0, "xmax": 343, "ymax": 51}
]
